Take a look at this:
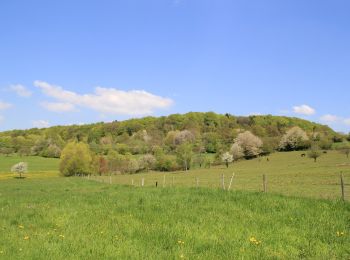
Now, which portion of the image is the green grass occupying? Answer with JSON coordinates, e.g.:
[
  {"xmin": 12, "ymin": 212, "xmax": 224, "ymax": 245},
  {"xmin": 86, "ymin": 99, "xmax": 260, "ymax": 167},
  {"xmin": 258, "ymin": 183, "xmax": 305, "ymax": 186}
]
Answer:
[
  {"xmin": 97, "ymin": 151, "xmax": 350, "ymax": 201},
  {"xmin": 0, "ymin": 177, "xmax": 349, "ymax": 259},
  {"xmin": 0, "ymin": 155, "xmax": 59, "ymax": 179}
]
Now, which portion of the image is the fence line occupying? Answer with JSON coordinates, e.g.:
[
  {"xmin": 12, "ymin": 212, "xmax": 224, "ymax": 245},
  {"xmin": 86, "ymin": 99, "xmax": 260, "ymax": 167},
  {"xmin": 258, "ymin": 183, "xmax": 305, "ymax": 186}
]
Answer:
[{"xmin": 80, "ymin": 172, "xmax": 348, "ymax": 201}]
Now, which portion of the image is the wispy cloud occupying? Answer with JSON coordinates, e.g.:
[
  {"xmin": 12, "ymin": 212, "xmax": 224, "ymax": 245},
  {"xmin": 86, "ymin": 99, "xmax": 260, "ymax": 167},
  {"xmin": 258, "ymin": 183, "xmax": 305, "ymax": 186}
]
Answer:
[
  {"xmin": 34, "ymin": 80, "xmax": 173, "ymax": 115},
  {"xmin": 41, "ymin": 102, "xmax": 76, "ymax": 113},
  {"xmin": 10, "ymin": 84, "xmax": 32, "ymax": 97},
  {"xmin": 0, "ymin": 101, "xmax": 12, "ymax": 110},
  {"xmin": 293, "ymin": 105, "xmax": 315, "ymax": 116},
  {"xmin": 320, "ymin": 114, "xmax": 340, "ymax": 123},
  {"xmin": 320, "ymin": 114, "xmax": 350, "ymax": 127},
  {"xmin": 32, "ymin": 120, "xmax": 50, "ymax": 128}
]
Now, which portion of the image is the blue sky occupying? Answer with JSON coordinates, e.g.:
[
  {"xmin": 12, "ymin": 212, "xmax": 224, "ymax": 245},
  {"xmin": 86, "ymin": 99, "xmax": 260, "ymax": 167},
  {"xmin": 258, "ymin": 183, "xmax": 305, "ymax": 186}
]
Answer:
[{"xmin": 0, "ymin": 0, "xmax": 349, "ymax": 132}]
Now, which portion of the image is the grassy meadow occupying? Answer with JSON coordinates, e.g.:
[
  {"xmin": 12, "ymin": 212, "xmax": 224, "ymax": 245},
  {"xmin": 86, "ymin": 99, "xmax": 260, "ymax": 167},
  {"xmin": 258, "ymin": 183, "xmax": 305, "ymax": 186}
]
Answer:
[
  {"xmin": 0, "ymin": 155, "xmax": 59, "ymax": 180},
  {"xmin": 94, "ymin": 151, "xmax": 350, "ymax": 201},
  {"xmin": 0, "ymin": 151, "xmax": 349, "ymax": 258},
  {"xmin": 0, "ymin": 177, "xmax": 349, "ymax": 259}
]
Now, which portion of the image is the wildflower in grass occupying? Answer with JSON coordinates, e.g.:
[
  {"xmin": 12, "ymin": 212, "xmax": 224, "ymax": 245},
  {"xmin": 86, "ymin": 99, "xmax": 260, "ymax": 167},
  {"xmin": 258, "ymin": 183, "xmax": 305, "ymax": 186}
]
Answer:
[
  {"xmin": 24, "ymin": 236, "xmax": 30, "ymax": 240},
  {"xmin": 18, "ymin": 225, "xmax": 24, "ymax": 229},
  {"xmin": 177, "ymin": 240, "xmax": 185, "ymax": 245},
  {"xmin": 249, "ymin": 237, "xmax": 262, "ymax": 245},
  {"xmin": 59, "ymin": 234, "xmax": 65, "ymax": 238},
  {"xmin": 180, "ymin": 254, "xmax": 184, "ymax": 258},
  {"xmin": 100, "ymin": 231, "xmax": 104, "ymax": 234},
  {"xmin": 336, "ymin": 231, "xmax": 345, "ymax": 237}
]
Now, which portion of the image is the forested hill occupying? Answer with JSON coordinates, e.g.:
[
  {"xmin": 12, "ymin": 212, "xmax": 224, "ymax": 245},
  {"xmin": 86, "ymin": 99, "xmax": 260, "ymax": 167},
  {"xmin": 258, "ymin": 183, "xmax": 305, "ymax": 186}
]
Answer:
[{"xmin": 0, "ymin": 112, "xmax": 340, "ymax": 158}]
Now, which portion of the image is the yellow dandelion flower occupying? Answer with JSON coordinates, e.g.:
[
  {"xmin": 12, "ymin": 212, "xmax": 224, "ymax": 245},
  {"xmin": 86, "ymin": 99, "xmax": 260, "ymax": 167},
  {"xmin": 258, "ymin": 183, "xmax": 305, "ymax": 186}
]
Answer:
[
  {"xmin": 24, "ymin": 236, "xmax": 30, "ymax": 240},
  {"xmin": 59, "ymin": 235, "xmax": 65, "ymax": 238},
  {"xmin": 18, "ymin": 225, "xmax": 24, "ymax": 229},
  {"xmin": 178, "ymin": 240, "xmax": 182, "ymax": 244}
]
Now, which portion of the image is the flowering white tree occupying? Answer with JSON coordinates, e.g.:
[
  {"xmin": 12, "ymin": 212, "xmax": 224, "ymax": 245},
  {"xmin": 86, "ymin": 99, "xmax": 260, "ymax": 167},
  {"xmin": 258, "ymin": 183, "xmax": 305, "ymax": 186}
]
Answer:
[
  {"xmin": 235, "ymin": 131, "xmax": 263, "ymax": 158},
  {"xmin": 221, "ymin": 152, "xmax": 233, "ymax": 168},
  {"xmin": 230, "ymin": 143, "xmax": 244, "ymax": 161},
  {"xmin": 11, "ymin": 162, "xmax": 28, "ymax": 178},
  {"xmin": 279, "ymin": 127, "xmax": 309, "ymax": 151}
]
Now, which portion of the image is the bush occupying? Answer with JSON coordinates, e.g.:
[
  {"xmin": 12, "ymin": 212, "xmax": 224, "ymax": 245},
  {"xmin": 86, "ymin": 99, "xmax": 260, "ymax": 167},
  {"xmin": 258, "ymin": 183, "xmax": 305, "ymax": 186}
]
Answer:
[
  {"xmin": 59, "ymin": 142, "xmax": 93, "ymax": 176},
  {"xmin": 279, "ymin": 127, "xmax": 309, "ymax": 151}
]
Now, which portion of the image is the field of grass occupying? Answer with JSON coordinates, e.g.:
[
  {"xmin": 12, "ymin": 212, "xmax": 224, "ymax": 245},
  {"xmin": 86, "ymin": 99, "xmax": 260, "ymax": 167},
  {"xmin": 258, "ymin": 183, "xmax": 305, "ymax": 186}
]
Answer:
[
  {"xmin": 0, "ymin": 151, "xmax": 349, "ymax": 200},
  {"xmin": 0, "ymin": 155, "xmax": 59, "ymax": 180},
  {"xmin": 0, "ymin": 177, "xmax": 349, "ymax": 259},
  {"xmin": 93, "ymin": 151, "xmax": 350, "ymax": 201}
]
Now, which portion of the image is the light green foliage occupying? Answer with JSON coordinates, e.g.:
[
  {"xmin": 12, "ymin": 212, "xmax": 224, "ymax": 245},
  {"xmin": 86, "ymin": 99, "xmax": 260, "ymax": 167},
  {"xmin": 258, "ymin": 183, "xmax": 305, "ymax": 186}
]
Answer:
[
  {"xmin": 59, "ymin": 142, "xmax": 92, "ymax": 176},
  {"xmin": 176, "ymin": 143, "xmax": 194, "ymax": 171}
]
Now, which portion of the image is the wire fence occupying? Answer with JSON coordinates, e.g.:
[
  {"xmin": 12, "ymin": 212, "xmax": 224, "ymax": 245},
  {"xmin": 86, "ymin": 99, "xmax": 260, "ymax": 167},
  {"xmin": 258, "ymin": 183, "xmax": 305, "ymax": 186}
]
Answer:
[{"xmin": 78, "ymin": 172, "xmax": 349, "ymax": 201}]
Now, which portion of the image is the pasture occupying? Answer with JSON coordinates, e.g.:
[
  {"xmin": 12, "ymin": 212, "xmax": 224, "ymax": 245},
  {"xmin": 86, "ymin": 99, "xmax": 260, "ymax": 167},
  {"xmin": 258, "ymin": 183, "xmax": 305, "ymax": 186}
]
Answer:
[
  {"xmin": 95, "ymin": 151, "xmax": 350, "ymax": 201},
  {"xmin": 0, "ymin": 177, "xmax": 349, "ymax": 259},
  {"xmin": 0, "ymin": 151, "xmax": 349, "ymax": 200}
]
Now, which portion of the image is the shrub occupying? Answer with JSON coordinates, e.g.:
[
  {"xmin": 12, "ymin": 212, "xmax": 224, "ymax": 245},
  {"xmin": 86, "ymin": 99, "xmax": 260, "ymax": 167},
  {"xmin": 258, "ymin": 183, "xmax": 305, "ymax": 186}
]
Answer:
[
  {"xmin": 279, "ymin": 127, "xmax": 309, "ymax": 151},
  {"xmin": 235, "ymin": 131, "xmax": 263, "ymax": 158},
  {"xmin": 59, "ymin": 142, "xmax": 92, "ymax": 176}
]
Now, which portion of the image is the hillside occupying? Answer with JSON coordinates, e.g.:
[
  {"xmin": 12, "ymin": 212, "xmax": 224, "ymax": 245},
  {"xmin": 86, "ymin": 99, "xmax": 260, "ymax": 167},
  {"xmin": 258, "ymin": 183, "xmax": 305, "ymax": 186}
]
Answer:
[{"xmin": 0, "ymin": 113, "xmax": 338, "ymax": 154}]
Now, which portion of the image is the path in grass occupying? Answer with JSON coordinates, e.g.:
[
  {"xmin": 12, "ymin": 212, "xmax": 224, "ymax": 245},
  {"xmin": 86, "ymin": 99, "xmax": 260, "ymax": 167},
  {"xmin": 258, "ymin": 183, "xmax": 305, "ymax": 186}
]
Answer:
[{"xmin": 0, "ymin": 177, "xmax": 349, "ymax": 259}]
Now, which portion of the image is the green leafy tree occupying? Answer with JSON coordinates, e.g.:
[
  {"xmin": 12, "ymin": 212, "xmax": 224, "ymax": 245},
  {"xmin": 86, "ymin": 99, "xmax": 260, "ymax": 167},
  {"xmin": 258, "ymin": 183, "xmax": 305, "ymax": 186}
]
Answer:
[
  {"xmin": 308, "ymin": 144, "xmax": 321, "ymax": 162},
  {"xmin": 59, "ymin": 142, "xmax": 92, "ymax": 176},
  {"xmin": 176, "ymin": 143, "xmax": 193, "ymax": 171}
]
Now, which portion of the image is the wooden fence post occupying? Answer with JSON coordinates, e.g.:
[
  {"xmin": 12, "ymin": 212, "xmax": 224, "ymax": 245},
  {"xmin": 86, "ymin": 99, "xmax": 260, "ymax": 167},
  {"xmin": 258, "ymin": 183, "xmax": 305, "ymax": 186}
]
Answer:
[
  {"xmin": 131, "ymin": 179, "xmax": 134, "ymax": 186},
  {"xmin": 228, "ymin": 172, "xmax": 235, "ymax": 191},
  {"xmin": 340, "ymin": 173, "xmax": 345, "ymax": 201},
  {"xmin": 263, "ymin": 174, "xmax": 267, "ymax": 193},
  {"xmin": 222, "ymin": 174, "xmax": 225, "ymax": 190},
  {"xmin": 141, "ymin": 178, "xmax": 145, "ymax": 187}
]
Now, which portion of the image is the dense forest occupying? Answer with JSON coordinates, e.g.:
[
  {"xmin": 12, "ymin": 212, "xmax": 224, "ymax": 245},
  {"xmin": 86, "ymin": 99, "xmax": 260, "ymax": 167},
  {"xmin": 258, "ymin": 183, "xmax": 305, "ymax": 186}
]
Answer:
[{"xmin": 1, "ymin": 112, "xmax": 348, "ymax": 174}]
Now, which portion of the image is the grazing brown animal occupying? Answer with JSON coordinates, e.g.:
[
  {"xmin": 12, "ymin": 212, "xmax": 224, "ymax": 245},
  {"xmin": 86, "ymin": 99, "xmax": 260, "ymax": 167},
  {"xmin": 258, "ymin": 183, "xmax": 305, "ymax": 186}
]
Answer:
[
  {"xmin": 323, "ymin": 151, "xmax": 328, "ymax": 154},
  {"xmin": 301, "ymin": 153, "xmax": 306, "ymax": 157}
]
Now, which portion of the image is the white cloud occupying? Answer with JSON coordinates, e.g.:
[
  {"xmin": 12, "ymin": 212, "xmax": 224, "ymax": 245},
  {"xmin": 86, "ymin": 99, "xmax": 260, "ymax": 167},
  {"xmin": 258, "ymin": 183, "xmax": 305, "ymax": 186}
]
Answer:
[
  {"xmin": 344, "ymin": 118, "xmax": 350, "ymax": 126},
  {"xmin": 320, "ymin": 114, "xmax": 341, "ymax": 123},
  {"xmin": 293, "ymin": 105, "xmax": 315, "ymax": 115},
  {"xmin": 34, "ymin": 80, "xmax": 173, "ymax": 115},
  {"xmin": 41, "ymin": 102, "xmax": 76, "ymax": 112},
  {"xmin": 32, "ymin": 120, "xmax": 50, "ymax": 128},
  {"xmin": 0, "ymin": 101, "xmax": 12, "ymax": 110},
  {"xmin": 10, "ymin": 84, "xmax": 32, "ymax": 97}
]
